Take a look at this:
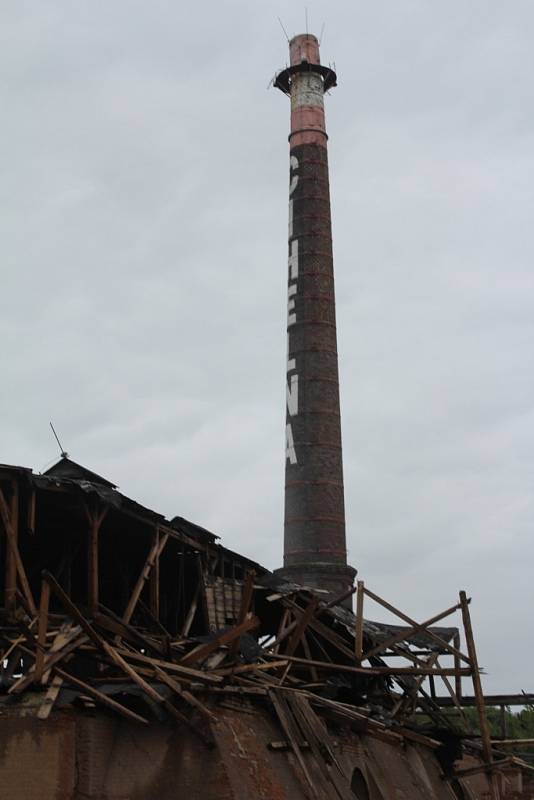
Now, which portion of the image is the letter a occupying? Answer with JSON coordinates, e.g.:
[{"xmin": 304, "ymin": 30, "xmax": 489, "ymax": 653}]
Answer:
[{"xmin": 286, "ymin": 423, "xmax": 297, "ymax": 465}]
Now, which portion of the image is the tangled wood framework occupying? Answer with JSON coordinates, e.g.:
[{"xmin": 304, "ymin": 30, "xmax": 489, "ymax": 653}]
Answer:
[{"xmin": 0, "ymin": 461, "xmax": 531, "ymax": 799}]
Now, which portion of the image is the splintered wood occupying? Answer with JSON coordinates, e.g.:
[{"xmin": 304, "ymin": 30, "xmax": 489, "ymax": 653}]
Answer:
[{"xmin": 0, "ymin": 562, "xmax": 514, "ymax": 795}]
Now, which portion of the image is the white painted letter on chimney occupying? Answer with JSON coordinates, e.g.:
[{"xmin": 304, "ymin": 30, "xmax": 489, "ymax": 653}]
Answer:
[{"xmin": 286, "ymin": 423, "xmax": 297, "ymax": 464}]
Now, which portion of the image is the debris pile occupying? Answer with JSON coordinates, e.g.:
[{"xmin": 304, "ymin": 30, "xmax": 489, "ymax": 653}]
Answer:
[{"xmin": 1, "ymin": 460, "xmax": 533, "ymax": 798}]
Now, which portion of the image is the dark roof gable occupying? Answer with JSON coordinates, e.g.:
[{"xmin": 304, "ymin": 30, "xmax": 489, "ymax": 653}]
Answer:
[{"xmin": 43, "ymin": 457, "xmax": 117, "ymax": 489}]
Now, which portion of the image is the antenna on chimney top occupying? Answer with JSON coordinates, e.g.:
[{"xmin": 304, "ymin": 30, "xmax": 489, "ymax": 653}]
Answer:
[
  {"xmin": 49, "ymin": 421, "xmax": 69, "ymax": 459},
  {"xmin": 277, "ymin": 16, "xmax": 290, "ymax": 42}
]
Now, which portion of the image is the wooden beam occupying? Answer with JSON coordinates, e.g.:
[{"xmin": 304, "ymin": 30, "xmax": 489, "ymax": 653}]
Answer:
[
  {"xmin": 269, "ymin": 690, "xmax": 319, "ymax": 798},
  {"xmin": 37, "ymin": 675, "xmax": 63, "ymax": 720},
  {"xmin": 363, "ymin": 587, "xmax": 469, "ymax": 665},
  {"xmin": 284, "ymin": 597, "xmax": 319, "ymax": 659},
  {"xmin": 301, "ymin": 634, "xmax": 319, "ymax": 682},
  {"xmin": 492, "ymin": 739, "xmax": 534, "ymax": 747},
  {"xmin": 281, "ymin": 598, "xmax": 355, "ymax": 661},
  {"xmin": 460, "ymin": 590, "xmax": 500, "ymax": 800},
  {"xmin": 53, "ymin": 666, "xmax": 149, "ymax": 725},
  {"xmin": 27, "ymin": 488, "xmax": 36, "ymax": 535},
  {"xmin": 264, "ymin": 652, "xmax": 471, "ymax": 677},
  {"xmin": 432, "ymin": 694, "xmax": 534, "ymax": 708},
  {"xmin": 265, "ymin": 612, "xmax": 298, "ymax": 654},
  {"xmin": 113, "ymin": 647, "xmax": 224, "ymax": 684},
  {"xmin": 321, "ymin": 585, "xmax": 356, "ymax": 611},
  {"xmin": 362, "ymin": 600, "xmax": 463, "ymax": 661},
  {"xmin": 153, "ymin": 667, "xmax": 218, "ymax": 724},
  {"xmin": 149, "ymin": 528, "xmax": 160, "ymax": 620},
  {"xmin": 0, "ymin": 485, "xmax": 36, "ymax": 615},
  {"xmin": 87, "ymin": 505, "xmax": 107, "ymax": 614},
  {"xmin": 230, "ymin": 570, "xmax": 255, "ymax": 658},
  {"xmin": 94, "ymin": 607, "xmax": 166, "ymax": 657},
  {"xmin": 122, "ymin": 531, "xmax": 169, "ymax": 625},
  {"xmin": 39, "ymin": 579, "xmax": 213, "ymax": 745},
  {"xmin": 436, "ymin": 659, "xmax": 470, "ymax": 728},
  {"xmin": 5, "ymin": 480, "xmax": 19, "ymax": 612},
  {"xmin": 181, "ymin": 582, "xmax": 200, "ymax": 637},
  {"xmin": 454, "ymin": 631, "xmax": 462, "ymax": 700},
  {"xmin": 449, "ymin": 758, "xmax": 513, "ymax": 780},
  {"xmin": 179, "ymin": 613, "xmax": 260, "ymax": 667},
  {"xmin": 10, "ymin": 633, "xmax": 87, "ymax": 694},
  {"xmin": 214, "ymin": 659, "xmax": 289, "ymax": 677},
  {"xmin": 34, "ymin": 579, "xmax": 50, "ymax": 683}
]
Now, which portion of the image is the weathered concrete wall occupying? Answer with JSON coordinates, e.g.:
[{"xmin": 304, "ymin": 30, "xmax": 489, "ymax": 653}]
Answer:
[{"xmin": 0, "ymin": 704, "xmax": 509, "ymax": 800}]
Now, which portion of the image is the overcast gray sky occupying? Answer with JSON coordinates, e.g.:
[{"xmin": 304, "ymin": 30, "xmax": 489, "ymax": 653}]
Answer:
[{"xmin": 2, "ymin": 1, "xmax": 533, "ymax": 696}]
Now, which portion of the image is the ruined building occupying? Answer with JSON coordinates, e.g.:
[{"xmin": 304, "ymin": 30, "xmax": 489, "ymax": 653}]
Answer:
[{"xmin": 1, "ymin": 33, "xmax": 533, "ymax": 800}]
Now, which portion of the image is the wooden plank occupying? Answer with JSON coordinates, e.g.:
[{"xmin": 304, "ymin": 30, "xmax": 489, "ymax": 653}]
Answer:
[
  {"xmin": 449, "ymin": 758, "xmax": 513, "ymax": 780},
  {"xmin": 362, "ymin": 600, "xmax": 463, "ymax": 661},
  {"xmin": 0, "ymin": 485, "xmax": 36, "ymax": 615},
  {"xmin": 391, "ymin": 650, "xmax": 439, "ymax": 719},
  {"xmin": 454, "ymin": 631, "xmax": 462, "ymax": 700},
  {"xmin": 11, "ymin": 633, "xmax": 87, "ymax": 694},
  {"xmin": 272, "ymin": 609, "xmax": 291, "ymax": 654},
  {"xmin": 87, "ymin": 506, "xmax": 107, "ymax": 614},
  {"xmin": 307, "ymin": 629, "xmax": 333, "ymax": 663},
  {"xmin": 182, "ymin": 581, "xmax": 201, "ymax": 636},
  {"xmin": 153, "ymin": 667, "xmax": 218, "ymax": 723},
  {"xmin": 306, "ymin": 616, "xmax": 355, "ymax": 661},
  {"xmin": 432, "ymin": 693, "xmax": 534, "ymax": 707},
  {"xmin": 363, "ymin": 587, "xmax": 469, "ymax": 665},
  {"xmin": 43, "ymin": 572, "xmax": 104, "ymax": 649},
  {"xmin": 230, "ymin": 570, "xmax": 255, "ymax": 658},
  {"xmin": 306, "ymin": 694, "xmax": 404, "ymax": 746},
  {"xmin": 321, "ymin": 585, "xmax": 357, "ymax": 611},
  {"xmin": 390, "ymin": 725, "xmax": 441, "ymax": 749},
  {"xmin": 269, "ymin": 689, "xmax": 319, "ymax": 798},
  {"xmin": 53, "ymin": 666, "xmax": 149, "ymax": 725},
  {"xmin": 122, "ymin": 532, "xmax": 169, "ymax": 625},
  {"xmin": 113, "ymin": 647, "xmax": 223, "ymax": 684},
  {"xmin": 82, "ymin": 634, "xmax": 212, "ymax": 745},
  {"xmin": 93, "ymin": 608, "xmax": 165, "ymax": 657},
  {"xmin": 37, "ymin": 675, "xmax": 63, "ymax": 720},
  {"xmin": 284, "ymin": 597, "xmax": 319, "ymax": 658},
  {"xmin": 301, "ymin": 634, "xmax": 319, "ymax": 682},
  {"xmin": 267, "ymin": 614, "xmax": 298, "ymax": 654},
  {"xmin": 34, "ymin": 579, "xmax": 50, "ymax": 683},
  {"xmin": 215, "ymin": 659, "xmax": 289, "ymax": 677},
  {"xmin": 264, "ymin": 652, "xmax": 471, "ymax": 677},
  {"xmin": 281, "ymin": 598, "xmax": 355, "ymax": 660},
  {"xmin": 0, "ymin": 619, "xmax": 37, "ymax": 663},
  {"xmin": 149, "ymin": 528, "xmax": 160, "ymax": 620},
  {"xmin": 40, "ymin": 576, "xmax": 179, "ymax": 717},
  {"xmin": 460, "ymin": 590, "xmax": 500, "ymax": 800},
  {"xmin": 437, "ymin": 659, "xmax": 470, "ymax": 728},
  {"xmin": 355, "ymin": 580, "xmax": 364, "ymax": 663},
  {"xmin": 5, "ymin": 480, "xmax": 19, "ymax": 612},
  {"xmin": 27, "ymin": 488, "xmax": 36, "ymax": 535},
  {"xmin": 179, "ymin": 613, "xmax": 260, "ymax": 667},
  {"xmin": 491, "ymin": 739, "xmax": 534, "ymax": 747},
  {"xmin": 269, "ymin": 740, "xmax": 310, "ymax": 751},
  {"xmin": 288, "ymin": 693, "xmax": 352, "ymax": 800}
]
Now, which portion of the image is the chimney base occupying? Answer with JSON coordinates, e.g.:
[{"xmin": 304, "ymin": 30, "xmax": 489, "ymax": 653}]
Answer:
[{"xmin": 274, "ymin": 563, "xmax": 357, "ymax": 609}]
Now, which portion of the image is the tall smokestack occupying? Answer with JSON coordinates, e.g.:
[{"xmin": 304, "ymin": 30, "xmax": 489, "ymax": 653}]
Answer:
[{"xmin": 274, "ymin": 35, "xmax": 356, "ymax": 599}]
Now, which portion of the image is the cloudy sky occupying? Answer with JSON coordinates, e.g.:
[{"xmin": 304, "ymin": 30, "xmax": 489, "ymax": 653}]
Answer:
[{"xmin": 2, "ymin": 1, "xmax": 533, "ymax": 696}]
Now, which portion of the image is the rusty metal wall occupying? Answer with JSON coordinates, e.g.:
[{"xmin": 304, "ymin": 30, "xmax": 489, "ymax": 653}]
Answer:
[{"xmin": 277, "ymin": 34, "xmax": 355, "ymax": 597}]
